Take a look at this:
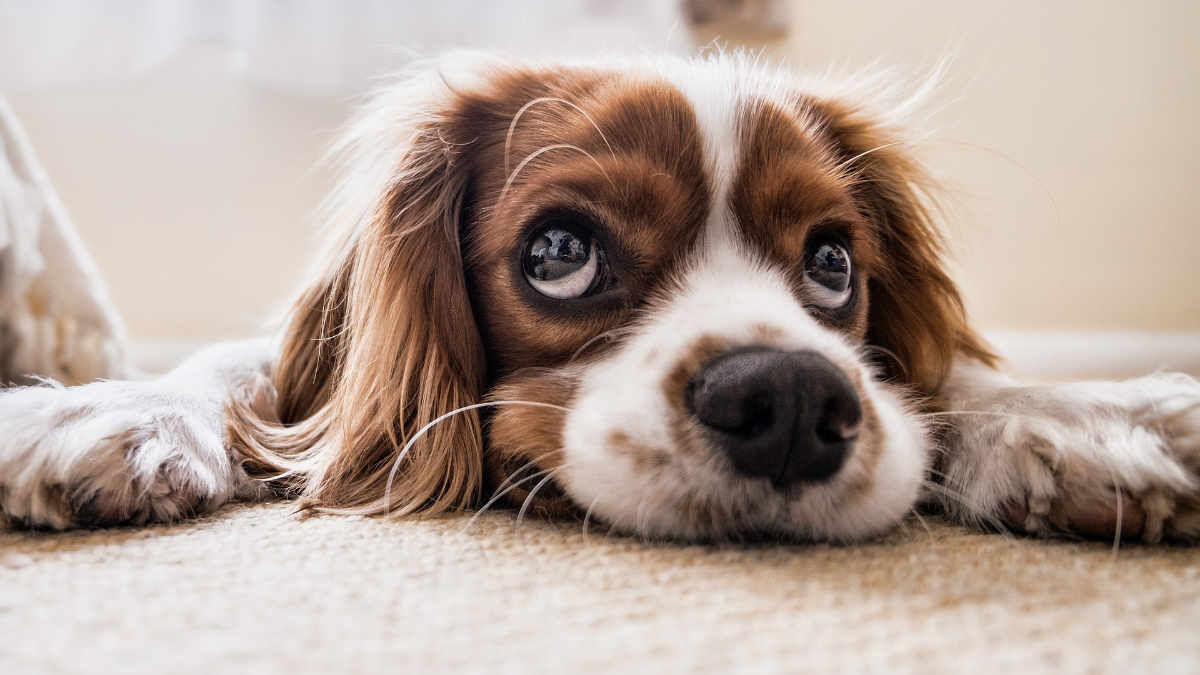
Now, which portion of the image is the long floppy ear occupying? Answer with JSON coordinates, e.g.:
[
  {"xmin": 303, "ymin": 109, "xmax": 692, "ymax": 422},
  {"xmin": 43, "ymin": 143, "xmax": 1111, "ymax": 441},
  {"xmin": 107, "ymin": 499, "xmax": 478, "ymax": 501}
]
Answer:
[
  {"xmin": 814, "ymin": 99, "xmax": 996, "ymax": 394},
  {"xmin": 229, "ymin": 66, "xmax": 488, "ymax": 515}
]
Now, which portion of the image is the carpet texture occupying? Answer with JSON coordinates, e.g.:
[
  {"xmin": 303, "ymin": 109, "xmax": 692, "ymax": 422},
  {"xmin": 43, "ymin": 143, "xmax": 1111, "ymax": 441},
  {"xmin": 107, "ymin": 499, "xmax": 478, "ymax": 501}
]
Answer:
[{"xmin": 2, "ymin": 503, "xmax": 1198, "ymax": 673}]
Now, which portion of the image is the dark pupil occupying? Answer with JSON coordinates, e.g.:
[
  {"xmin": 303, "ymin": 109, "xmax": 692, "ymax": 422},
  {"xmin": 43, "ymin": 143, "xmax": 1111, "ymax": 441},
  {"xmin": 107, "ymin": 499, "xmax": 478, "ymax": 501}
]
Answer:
[
  {"xmin": 527, "ymin": 227, "xmax": 590, "ymax": 281},
  {"xmin": 806, "ymin": 243, "xmax": 850, "ymax": 291}
]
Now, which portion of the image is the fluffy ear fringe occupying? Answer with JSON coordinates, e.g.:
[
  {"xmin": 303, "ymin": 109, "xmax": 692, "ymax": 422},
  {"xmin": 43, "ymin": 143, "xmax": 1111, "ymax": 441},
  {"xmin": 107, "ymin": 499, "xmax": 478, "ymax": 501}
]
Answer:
[
  {"xmin": 227, "ymin": 67, "xmax": 489, "ymax": 516},
  {"xmin": 812, "ymin": 97, "xmax": 997, "ymax": 394}
]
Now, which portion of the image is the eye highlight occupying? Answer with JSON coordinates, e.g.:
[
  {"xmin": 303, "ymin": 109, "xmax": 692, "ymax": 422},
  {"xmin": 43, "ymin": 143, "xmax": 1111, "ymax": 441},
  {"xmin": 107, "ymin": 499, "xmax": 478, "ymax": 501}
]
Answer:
[
  {"xmin": 522, "ymin": 219, "xmax": 609, "ymax": 299},
  {"xmin": 804, "ymin": 239, "xmax": 852, "ymax": 309}
]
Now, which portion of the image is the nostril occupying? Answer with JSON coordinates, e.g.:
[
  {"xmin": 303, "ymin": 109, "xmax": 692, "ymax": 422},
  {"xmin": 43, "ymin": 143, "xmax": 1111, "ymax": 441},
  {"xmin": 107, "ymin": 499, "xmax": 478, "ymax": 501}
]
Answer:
[
  {"xmin": 739, "ymin": 392, "xmax": 775, "ymax": 438},
  {"xmin": 687, "ymin": 347, "xmax": 861, "ymax": 487},
  {"xmin": 689, "ymin": 389, "xmax": 774, "ymax": 438},
  {"xmin": 703, "ymin": 391, "xmax": 777, "ymax": 439},
  {"xmin": 814, "ymin": 394, "xmax": 862, "ymax": 445}
]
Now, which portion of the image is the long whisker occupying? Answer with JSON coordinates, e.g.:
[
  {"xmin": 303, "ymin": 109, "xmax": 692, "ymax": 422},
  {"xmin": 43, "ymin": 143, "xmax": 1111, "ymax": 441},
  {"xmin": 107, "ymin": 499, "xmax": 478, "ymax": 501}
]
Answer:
[
  {"xmin": 923, "ymin": 466, "xmax": 954, "ymax": 483},
  {"xmin": 504, "ymin": 97, "xmax": 616, "ymax": 178},
  {"xmin": 516, "ymin": 466, "xmax": 569, "ymax": 527},
  {"xmin": 461, "ymin": 467, "xmax": 556, "ymax": 534},
  {"xmin": 859, "ymin": 344, "xmax": 909, "ymax": 382},
  {"xmin": 833, "ymin": 140, "xmax": 910, "ymax": 175},
  {"xmin": 928, "ymin": 138, "xmax": 1064, "ymax": 234},
  {"xmin": 383, "ymin": 400, "xmax": 570, "ymax": 517},
  {"xmin": 489, "ymin": 450, "xmax": 563, "ymax": 499},
  {"xmin": 909, "ymin": 507, "xmax": 936, "ymax": 546},
  {"xmin": 568, "ymin": 326, "xmax": 637, "ymax": 364},
  {"xmin": 921, "ymin": 480, "xmax": 1012, "ymax": 536},
  {"xmin": 497, "ymin": 144, "xmax": 616, "ymax": 209},
  {"xmin": 1102, "ymin": 462, "xmax": 1126, "ymax": 560},
  {"xmin": 581, "ymin": 495, "xmax": 602, "ymax": 542},
  {"xmin": 920, "ymin": 410, "xmax": 1041, "ymax": 421}
]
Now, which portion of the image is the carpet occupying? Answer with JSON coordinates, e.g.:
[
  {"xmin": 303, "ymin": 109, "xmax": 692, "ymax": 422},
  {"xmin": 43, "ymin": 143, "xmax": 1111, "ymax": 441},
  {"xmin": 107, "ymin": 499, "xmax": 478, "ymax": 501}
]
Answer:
[{"xmin": 2, "ymin": 503, "xmax": 1198, "ymax": 674}]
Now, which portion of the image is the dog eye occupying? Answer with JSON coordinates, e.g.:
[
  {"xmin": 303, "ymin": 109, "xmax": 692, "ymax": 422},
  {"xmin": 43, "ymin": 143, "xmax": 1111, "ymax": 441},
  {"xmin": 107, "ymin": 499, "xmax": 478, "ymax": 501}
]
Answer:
[
  {"xmin": 523, "ymin": 222, "xmax": 607, "ymax": 299},
  {"xmin": 804, "ymin": 240, "xmax": 852, "ymax": 308}
]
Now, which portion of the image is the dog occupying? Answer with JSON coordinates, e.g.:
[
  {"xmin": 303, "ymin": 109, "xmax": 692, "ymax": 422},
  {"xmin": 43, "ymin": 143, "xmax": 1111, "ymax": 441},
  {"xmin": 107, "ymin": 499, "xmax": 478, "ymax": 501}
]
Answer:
[{"xmin": 2, "ymin": 52, "xmax": 1198, "ymax": 543}]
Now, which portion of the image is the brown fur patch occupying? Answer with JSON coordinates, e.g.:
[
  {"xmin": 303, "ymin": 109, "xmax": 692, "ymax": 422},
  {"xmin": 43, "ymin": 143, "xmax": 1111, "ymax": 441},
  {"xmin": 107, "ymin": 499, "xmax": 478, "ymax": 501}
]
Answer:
[
  {"xmin": 224, "ymin": 57, "xmax": 996, "ymax": 532},
  {"xmin": 607, "ymin": 430, "xmax": 672, "ymax": 471},
  {"xmin": 484, "ymin": 368, "xmax": 582, "ymax": 518},
  {"xmin": 463, "ymin": 79, "xmax": 712, "ymax": 374},
  {"xmin": 661, "ymin": 334, "xmax": 730, "ymax": 417},
  {"xmin": 730, "ymin": 100, "xmax": 879, "ymax": 339},
  {"xmin": 751, "ymin": 324, "xmax": 785, "ymax": 344}
]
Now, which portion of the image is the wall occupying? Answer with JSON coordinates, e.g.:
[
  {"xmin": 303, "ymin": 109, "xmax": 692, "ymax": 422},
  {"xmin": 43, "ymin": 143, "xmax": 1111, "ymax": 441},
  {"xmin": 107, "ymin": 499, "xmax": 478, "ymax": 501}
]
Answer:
[
  {"xmin": 760, "ymin": 0, "xmax": 1200, "ymax": 331},
  {"xmin": 10, "ymin": 48, "xmax": 347, "ymax": 340},
  {"xmin": 8, "ymin": 1, "xmax": 1198, "ymax": 341}
]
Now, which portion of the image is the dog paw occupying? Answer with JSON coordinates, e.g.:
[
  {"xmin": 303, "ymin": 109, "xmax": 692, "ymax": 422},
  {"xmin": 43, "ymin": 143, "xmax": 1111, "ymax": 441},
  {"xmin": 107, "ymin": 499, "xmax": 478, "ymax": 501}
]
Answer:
[
  {"xmin": 0, "ymin": 380, "xmax": 260, "ymax": 529},
  {"xmin": 939, "ymin": 372, "xmax": 1200, "ymax": 543}
]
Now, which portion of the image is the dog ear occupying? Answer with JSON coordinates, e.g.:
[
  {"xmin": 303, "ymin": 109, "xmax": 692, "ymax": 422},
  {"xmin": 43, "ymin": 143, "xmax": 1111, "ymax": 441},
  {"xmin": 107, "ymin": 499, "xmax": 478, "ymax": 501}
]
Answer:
[
  {"xmin": 230, "ymin": 68, "xmax": 489, "ymax": 515},
  {"xmin": 814, "ymin": 99, "xmax": 996, "ymax": 393}
]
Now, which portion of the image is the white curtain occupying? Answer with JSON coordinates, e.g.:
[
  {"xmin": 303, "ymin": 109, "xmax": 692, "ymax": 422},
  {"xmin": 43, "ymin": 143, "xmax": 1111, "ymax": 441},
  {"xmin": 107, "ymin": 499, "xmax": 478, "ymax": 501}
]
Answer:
[{"xmin": 1, "ymin": 0, "xmax": 690, "ymax": 96}]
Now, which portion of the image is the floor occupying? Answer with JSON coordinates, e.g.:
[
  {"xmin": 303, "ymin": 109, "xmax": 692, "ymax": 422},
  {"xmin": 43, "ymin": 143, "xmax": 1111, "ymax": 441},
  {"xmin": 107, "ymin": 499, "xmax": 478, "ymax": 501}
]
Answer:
[{"xmin": 3, "ymin": 503, "xmax": 1198, "ymax": 674}]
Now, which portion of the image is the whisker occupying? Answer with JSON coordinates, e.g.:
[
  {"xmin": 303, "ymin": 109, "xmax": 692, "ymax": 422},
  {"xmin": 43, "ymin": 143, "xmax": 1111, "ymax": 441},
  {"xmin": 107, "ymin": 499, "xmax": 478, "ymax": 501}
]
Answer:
[
  {"xmin": 568, "ymin": 326, "xmax": 637, "ymax": 364},
  {"xmin": 921, "ymin": 480, "xmax": 1012, "ymax": 537},
  {"xmin": 383, "ymin": 400, "xmax": 569, "ymax": 517},
  {"xmin": 489, "ymin": 450, "xmax": 563, "ymax": 499},
  {"xmin": 859, "ymin": 344, "xmax": 909, "ymax": 382},
  {"xmin": 833, "ymin": 140, "xmax": 911, "ymax": 175},
  {"xmin": 927, "ymin": 138, "xmax": 1064, "ymax": 235},
  {"xmin": 581, "ymin": 495, "xmax": 602, "ymax": 542},
  {"xmin": 920, "ymin": 479, "xmax": 972, "ymax": 508},
  {"xmin": 909, "ymin": 507, "xmax": 936, "ymax": 546},
  {"xmin": 497, "ymin": 143, "xmax": 616, "ymax": 209},
  {"xmin": 920, "ymin": 410, "xmax": 1040, "ymax": 421},
  {"xmin": 924, "ymin": 466, "xmax": 954, "ymax": 482},
  {"xmin": 633, "ymin": 489, "xmax": 659, "ymax": 543},
  {"xmin": 254, "ymin": 469, "xmax": 299, "ymax": 483},
  {"xmin": 462, "ymin": 467, "xmax": 556, "ymax": 534},
  {"xmin": 504, "ymin": 97, "xmax": 616, "ymax": 178},
  {"xmin": 1102, "ymin": 462, "xmax": 1125, "ymax": 560},
  {"xmin": 515, "ymin": 466, "xmax": 569, "ymax": 527}
]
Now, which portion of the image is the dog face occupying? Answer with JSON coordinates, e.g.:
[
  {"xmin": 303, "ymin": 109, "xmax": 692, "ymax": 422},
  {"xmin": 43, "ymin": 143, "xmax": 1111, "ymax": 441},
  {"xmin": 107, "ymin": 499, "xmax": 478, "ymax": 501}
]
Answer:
[{"xmin": 233, "ymin": 53, "xmax": 992, "ymax": 542}]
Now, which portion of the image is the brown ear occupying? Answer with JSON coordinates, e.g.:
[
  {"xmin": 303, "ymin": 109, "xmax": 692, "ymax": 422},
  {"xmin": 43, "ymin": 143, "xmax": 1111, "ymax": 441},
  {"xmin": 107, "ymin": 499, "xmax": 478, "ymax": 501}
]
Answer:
[
  {"xmin": 230, "ymin": 76, "xmax": 487, "ymax": 515},
  {"xmin": 814, "ymin": 100, "xmax": 995, "ymax": 394}
]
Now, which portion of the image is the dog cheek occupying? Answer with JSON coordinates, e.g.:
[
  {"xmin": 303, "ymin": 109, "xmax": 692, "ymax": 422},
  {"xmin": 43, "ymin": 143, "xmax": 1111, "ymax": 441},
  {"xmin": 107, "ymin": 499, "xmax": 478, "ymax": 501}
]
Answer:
[{"xmin": 483, "ymin": 371, "xmax": 582, "ymax": 517}]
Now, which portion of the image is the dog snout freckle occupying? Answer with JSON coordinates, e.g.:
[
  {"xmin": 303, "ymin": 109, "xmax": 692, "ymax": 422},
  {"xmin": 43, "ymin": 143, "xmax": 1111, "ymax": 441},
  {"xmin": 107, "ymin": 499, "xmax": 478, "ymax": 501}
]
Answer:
[{"xmin": 685, "ymin": 348, "xmax": 861, "ymax": 487}]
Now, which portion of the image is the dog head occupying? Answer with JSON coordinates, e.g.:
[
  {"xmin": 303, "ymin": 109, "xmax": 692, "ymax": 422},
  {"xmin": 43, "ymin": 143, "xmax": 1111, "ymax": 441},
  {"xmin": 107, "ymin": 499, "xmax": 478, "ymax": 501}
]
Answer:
[{"xmin": 233, "ymin": 53, "xmax": 993, "ymax": 541}]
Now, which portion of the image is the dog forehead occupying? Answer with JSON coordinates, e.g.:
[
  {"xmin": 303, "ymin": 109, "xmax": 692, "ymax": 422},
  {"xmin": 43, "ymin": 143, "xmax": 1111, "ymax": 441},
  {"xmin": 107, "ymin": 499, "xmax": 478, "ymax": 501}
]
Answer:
[{"xmin": 460, "ymin": 60, "xmax": 862, "ymax": 369}]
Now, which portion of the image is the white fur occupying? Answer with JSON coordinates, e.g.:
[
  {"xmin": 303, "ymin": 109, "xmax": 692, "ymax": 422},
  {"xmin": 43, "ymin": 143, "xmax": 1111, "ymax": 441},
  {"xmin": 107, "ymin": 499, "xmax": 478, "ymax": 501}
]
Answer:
[
  {"xmin": 560, "ymin": 243, "xmax": 927, "ymax": 542},
  {"xmin": 2, "ymin": 52, "xmax": 1198, "ymax": 544},
  {"xmin": 556, "ymin": 60, "xmax": 932, "ymax": 542},
  {"xmin": 935, "ymin": 360, "xmax": 1200, "ymax": 542},
  {"xmin": 0, "ymin": 339, "xmax": 273, "ymax": 529}
]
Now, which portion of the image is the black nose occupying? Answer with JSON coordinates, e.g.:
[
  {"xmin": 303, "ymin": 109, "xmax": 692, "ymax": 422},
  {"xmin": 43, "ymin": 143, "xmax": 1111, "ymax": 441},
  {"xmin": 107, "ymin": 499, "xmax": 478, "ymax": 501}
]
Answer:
[{"xmin": 686, "ymin": 348, "xmax": 862, "ymax": 487}]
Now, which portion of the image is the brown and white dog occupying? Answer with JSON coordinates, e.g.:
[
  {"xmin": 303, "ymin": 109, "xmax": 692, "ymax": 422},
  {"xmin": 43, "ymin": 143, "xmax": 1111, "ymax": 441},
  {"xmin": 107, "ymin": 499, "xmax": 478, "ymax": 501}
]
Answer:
[{"xmin": 2, "ymin": 52, "xmax": 1198, "ymax": 543}]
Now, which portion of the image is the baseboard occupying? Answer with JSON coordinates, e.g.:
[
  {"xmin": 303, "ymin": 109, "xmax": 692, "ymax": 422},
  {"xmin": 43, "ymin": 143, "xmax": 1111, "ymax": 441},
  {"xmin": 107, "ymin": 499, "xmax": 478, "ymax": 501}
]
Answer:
[
  {"xmin": 987, "ymin": 331, "xmax": 1200, "ymax": 380},
  {"xmin": 130, "ymin": 332, "xmax": 1200, "ymax": 380},
  {"xmin": 131, "ymin": 339, "xmax": 217, "ymax": 374}
]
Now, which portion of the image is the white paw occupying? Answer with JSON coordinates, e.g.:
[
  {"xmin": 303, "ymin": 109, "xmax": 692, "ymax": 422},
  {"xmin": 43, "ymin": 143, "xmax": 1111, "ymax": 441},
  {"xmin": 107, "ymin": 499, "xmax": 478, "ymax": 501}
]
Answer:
[
  {"xmin": 939, "ymin": 373, "xmax": 1200, "ymax": 543},
  {"xmin": 0, "ymin": 380, "xmax": 262, "ymax": 529}
]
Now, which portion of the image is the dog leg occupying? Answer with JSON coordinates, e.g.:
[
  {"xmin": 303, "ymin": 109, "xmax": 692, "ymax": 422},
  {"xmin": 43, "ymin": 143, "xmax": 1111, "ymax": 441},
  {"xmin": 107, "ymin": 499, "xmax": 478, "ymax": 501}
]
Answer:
[
  {"xmin": 0, "ymin": 338, "xmax": 276, "ymax": 529},
  {"xmin": 931, "ymin": 359, "xmax": 1200, "ymax": 542}
]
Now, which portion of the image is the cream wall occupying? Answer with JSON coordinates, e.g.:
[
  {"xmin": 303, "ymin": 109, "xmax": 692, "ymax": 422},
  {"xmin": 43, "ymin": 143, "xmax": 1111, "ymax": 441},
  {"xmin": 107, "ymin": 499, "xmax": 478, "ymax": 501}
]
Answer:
[
  {"xmin": 10, "ymin": 48, "xmax": 347, "ymax": 341},
  {"xmin": 8, "ymin": 1, "xmax": 1199, "ymax": 341},
  {"xmin": 759, "ymin": 0, "xmax": 1200, "ymax": 331}
]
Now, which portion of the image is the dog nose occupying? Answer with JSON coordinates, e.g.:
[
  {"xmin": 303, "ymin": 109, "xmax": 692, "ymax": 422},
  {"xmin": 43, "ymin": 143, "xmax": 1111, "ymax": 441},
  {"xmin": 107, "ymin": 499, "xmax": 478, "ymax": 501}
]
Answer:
[{"xmin": 686, "ymin": 348, "xmax": 861, "ymax": 487}]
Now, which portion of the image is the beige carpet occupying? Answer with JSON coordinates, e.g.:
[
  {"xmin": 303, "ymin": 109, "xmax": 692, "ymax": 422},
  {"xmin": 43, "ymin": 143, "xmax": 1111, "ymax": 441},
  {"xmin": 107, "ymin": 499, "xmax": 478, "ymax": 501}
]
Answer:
[{"xmin": 2, "ymin": 503, "xmax": 1198, "ymax": 674}]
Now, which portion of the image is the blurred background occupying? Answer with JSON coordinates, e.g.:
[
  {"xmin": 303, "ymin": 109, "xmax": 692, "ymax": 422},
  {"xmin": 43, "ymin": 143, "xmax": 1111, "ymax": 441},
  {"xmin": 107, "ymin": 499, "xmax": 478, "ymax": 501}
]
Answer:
[{"xmin": 2, "ymin": 0, "xmax": 1197, "ymax": 372}]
